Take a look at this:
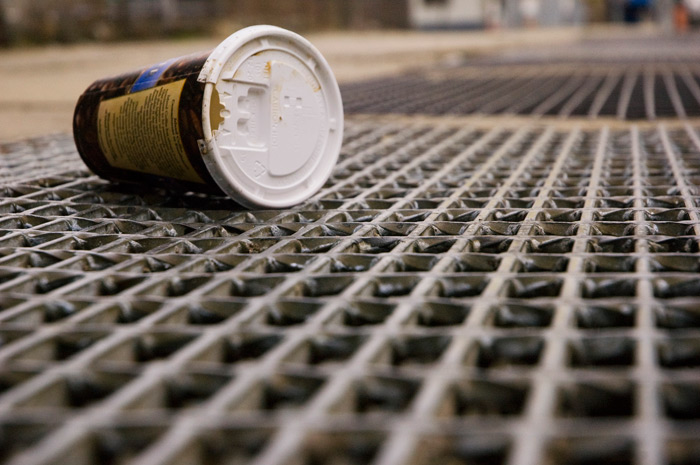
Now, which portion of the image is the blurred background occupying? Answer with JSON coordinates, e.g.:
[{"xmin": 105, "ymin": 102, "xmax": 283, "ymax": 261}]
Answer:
[
  {"xmin": 0, "ymin": 0, "xmax": 693, "ymax": 46},
  {"xmin": 0, "ymin": 0, "xmax": 697, "ymax": 141}
]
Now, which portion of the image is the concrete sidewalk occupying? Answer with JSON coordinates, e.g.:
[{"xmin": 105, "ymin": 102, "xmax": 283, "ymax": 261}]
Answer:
[{"xmin": 0, "ymin": 27, "xmax": 586, "ymax": 141}]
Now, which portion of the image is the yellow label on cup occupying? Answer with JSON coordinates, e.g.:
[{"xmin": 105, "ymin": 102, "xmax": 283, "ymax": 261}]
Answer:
[{"xmin": 97, "ymin": 79, "xmax": 204, "ymax": 184}]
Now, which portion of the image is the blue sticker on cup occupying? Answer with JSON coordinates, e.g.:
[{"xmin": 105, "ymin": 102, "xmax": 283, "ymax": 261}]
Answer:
[{"xmin": 131, "ymin": 58, "xmax": 178, "ymax": 93}]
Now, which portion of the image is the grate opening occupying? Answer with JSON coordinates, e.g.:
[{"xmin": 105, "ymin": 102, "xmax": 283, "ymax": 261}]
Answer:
[
  {"xmin": 546, "ymin": 437, "xmax": 635, "ymax": 465},
  {"xmin": 440, "ymin": 379, "xmax": 529, "ymax": 417},
  {"xmin": 557, "ymin": 381, "xmax": 636, "ymax": 418},
  {"xmin": 414, "ymin": 435, "xmax": 512, "ymax": 465},
  {"xmin": 301, "ymin": 431, "xmax": 386, "ymax": 465},
  {"xmin": 0, "ymin": 420, "xmax": 65, "ymax": 462}
]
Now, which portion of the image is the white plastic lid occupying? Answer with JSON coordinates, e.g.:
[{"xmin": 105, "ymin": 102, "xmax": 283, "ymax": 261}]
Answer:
[{"xmin": 198, "ymin": 25, "xmax": 343, "ymax": 209}]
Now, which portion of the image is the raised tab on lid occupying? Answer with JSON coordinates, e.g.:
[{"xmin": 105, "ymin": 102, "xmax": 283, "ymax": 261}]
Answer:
[{"xmin": 199, "ymin": 26, "xmax": 343, "ymax": 209}]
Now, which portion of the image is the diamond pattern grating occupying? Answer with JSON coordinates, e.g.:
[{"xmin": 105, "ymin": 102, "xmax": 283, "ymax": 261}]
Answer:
[{"xmin": 1, "ymin": 116, "xmax": 700, "ymax": 465}]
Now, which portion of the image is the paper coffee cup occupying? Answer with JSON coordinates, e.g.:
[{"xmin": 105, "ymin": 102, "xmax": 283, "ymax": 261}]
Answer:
[{"xmin": 73, "ymin": 25, "xmax": 343, "ymax": 209}]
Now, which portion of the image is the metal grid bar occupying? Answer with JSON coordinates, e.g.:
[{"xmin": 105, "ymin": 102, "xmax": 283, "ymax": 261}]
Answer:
[
  {"xmin": 587, "ymin": 70, "xmax": 623, "ymax": 119},
  {"xmin": 0, "ymin": 115, "xmax": 699, "ymax": 464}
]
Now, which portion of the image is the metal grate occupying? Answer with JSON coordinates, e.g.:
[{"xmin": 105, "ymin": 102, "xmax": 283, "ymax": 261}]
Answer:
[
  {"xmin": 1, "ymin": 117, "xmax": 700, "ymax": 465},
  {"xmin": 342, "ymin": 62, "xmax": 700, "ymax": 120}
]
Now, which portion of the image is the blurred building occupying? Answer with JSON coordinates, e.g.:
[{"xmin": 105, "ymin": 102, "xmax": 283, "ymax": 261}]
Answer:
[
  {"xmin": 0, "ymin": 0, "xmax": 408, "ymax": 45},
  {"xmin": 1, "ymin": 0, "xmax": 232, "ymax": 44},
  {"xmin": 408, "ymin": 0, "xmax": 586, "ymax": 29},
  {"xmin": 408, "ymin": 0, "xmax": 488, "ymax": 29},
  {"xmin": 0, "ymin": 0, "xmax": 682, "ymax": 46}
]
